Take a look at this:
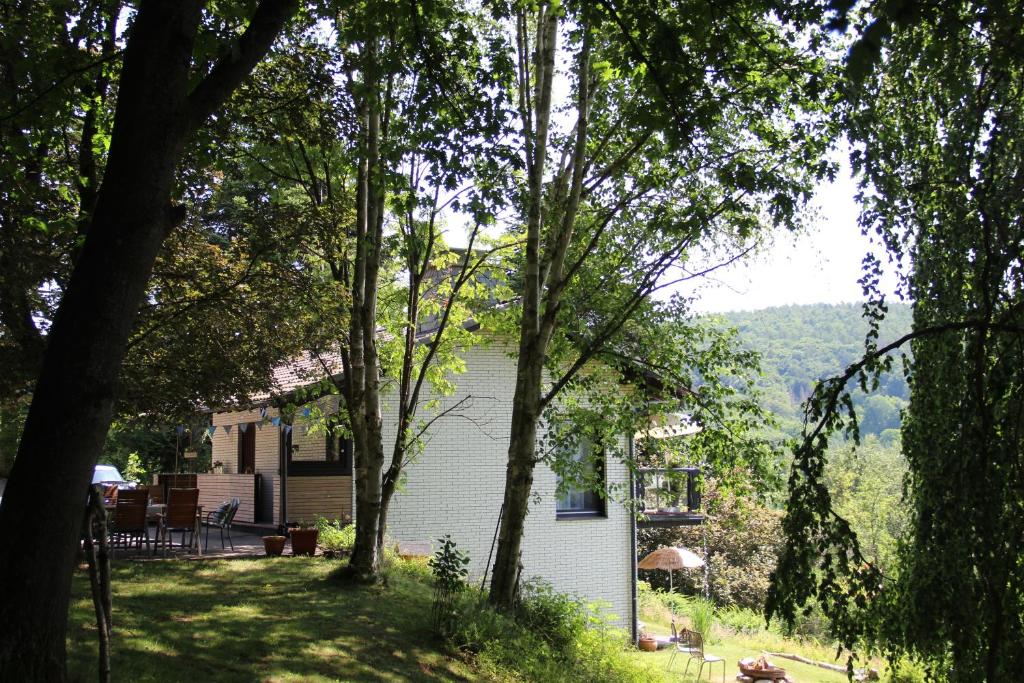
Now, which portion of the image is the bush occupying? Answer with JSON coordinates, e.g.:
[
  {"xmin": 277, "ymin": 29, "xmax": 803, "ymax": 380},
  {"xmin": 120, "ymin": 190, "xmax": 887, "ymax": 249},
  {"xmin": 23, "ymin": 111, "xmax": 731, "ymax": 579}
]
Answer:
[
  {"xmin": 717, "ymin": 605, "xmax": 765, "ymax": 635},
  {"xmin": 514, "ymin": 580, "xmax": 589, "ymax": 653},
  {"xmin": 448, "ymin": 584, "xmax": 667, "ymax": 682},
  {"xmin": 637, "ymin": 479, "xmax": 783, "ymax": 611},
  {"xmin": 316, "ymin": 517, "xmax": 355, "ymax": 553}
]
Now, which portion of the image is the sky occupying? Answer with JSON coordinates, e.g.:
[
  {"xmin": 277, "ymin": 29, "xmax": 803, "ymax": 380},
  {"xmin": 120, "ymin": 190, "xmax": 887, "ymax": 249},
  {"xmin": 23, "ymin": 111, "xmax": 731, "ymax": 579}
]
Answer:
[{"xmin": 686, "ymin": 160, "xmax": 899, "ymax": 315}]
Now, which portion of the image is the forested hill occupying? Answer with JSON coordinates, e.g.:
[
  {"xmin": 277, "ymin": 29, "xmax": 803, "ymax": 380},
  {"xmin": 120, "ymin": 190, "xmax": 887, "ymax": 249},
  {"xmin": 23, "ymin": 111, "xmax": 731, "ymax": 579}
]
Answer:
[{"xmin": 711, "ymin": 302, "xmax": 913, "ymax": 438}]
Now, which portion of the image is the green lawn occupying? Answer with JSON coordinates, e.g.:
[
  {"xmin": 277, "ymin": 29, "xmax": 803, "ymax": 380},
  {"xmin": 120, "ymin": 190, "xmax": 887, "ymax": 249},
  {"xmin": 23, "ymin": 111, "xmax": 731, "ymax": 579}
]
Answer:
[
  {"xmin": 67, "ymin": 557, "xmax": 479, "ymax": 682},
  {"xmin": 68, "ymin": 558, "xmax": 878, "ymax": 682},
  {"xmin": 631, "ymin": 614, "xmax": 872, "ymax": 683}
]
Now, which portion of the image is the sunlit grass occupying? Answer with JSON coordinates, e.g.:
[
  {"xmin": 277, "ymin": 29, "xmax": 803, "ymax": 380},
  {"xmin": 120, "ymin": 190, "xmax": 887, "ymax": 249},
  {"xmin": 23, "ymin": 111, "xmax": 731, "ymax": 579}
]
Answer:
[{"xmin": 67, "ymin": 557, "xmax": 479, "ymax": 682}]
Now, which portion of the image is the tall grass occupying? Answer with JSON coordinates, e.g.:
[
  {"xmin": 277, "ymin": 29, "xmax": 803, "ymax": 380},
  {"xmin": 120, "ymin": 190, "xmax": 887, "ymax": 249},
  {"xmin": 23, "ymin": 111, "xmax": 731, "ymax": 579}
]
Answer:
[{"xmin": 687, "ymin": 596, "xmax": 716, "ymax": 644}]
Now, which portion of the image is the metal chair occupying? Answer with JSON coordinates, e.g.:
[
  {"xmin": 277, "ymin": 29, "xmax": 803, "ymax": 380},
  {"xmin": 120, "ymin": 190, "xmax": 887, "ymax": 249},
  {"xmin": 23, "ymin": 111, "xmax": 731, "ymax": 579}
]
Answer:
[
  {"xmin": 666, "ymin": 620, "xmax": 698, "ymax": 671},
  {"xmin": 205, "ymin": 497, "xmax": 240, "ymax": 551},
  {"xmin": 110, "ymin": 489, "xmax": 150, "ymax": 553},
  {"xmin": 157, "ymin": 487, "xmax": 199, "ymax": 555},
  {"xmin": 682, "ymin": 630, "xmax": 725, "ymax": 683}
]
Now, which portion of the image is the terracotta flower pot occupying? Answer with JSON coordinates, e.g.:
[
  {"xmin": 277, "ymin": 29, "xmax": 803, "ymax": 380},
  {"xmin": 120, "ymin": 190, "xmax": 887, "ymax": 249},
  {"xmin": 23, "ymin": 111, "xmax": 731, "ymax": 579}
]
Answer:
[
  {"xmin": 638, "ymin": 637, "xmax": 658, "ymax": 652},
  {"xmin": 290, "ymin": 528, "xmax": 318, "ymax": 556},
  {"xmin": 262, "ymin": 535, "xmax": 286, "ymax": 557}
]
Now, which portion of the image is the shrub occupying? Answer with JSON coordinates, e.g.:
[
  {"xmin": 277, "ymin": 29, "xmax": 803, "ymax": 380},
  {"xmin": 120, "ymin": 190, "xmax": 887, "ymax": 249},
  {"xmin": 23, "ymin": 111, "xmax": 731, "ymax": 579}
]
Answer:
[
  {"xmin": 514, "ymin": 580, "xmax": 589, "ymax": 653},
  {"xmin": 717, "ymin": 605, "xmax": 765, "ymax": 635},
  {"xmin": 316, "ymin": 517, "xmax": 355, "ymax": 553},
  {"xmin": 637, "ymin": 479, "xmax": 783, "ymax": 611},
  {"xmin": 429, "ymin": 535, "xmax": 470, "ymax": 634},
  {"xmin": 447, "ymin": 584, "xmax": 668, "ymax": 682}
]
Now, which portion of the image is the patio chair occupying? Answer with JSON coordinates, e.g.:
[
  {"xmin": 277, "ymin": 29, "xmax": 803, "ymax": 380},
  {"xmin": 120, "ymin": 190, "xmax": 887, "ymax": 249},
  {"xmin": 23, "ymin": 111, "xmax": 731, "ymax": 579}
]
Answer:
[
  {"xmin": 204, "ymin": 497, "xmax": 240, "ymax": 551},
  {"xmin": 681, "ymin": 630, "xmax": 725, "ymax": 683},
  {"xmin": 666, "ymin": 620, "xmax": 698, "ymax": 671},
  {"xmin": 146, "ymin": 485, "xmax": 165, "ymax": 505},
  {"xmin": 157, "ymin": 488, "xmax": 199, "ymax": 555},
  {"xmin": 110, "ymin": 489, "xmax": 150, "ymax": 553}
]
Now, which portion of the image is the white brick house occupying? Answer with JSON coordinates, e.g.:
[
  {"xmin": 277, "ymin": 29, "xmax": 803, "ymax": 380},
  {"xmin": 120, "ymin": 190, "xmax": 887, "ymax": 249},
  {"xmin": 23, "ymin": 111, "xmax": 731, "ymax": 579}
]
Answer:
[{"xmin": 204, "ymin": 342, "xmax": 638, "ymax": 631}]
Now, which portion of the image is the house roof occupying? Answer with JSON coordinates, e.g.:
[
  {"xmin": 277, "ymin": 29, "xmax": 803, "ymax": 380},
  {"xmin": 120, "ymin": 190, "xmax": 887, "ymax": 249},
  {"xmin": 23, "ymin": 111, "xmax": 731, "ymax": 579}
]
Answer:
[{"xmin": 249, "ymin": 351, "xmax": 344, "ymax": 403}]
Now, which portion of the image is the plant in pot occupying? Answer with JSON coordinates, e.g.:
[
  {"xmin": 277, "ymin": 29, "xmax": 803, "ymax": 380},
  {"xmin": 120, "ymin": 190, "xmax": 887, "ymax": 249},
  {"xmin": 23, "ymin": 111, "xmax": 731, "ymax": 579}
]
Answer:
[
  {"xmin": 638, "ymin": 629, "xmax": 658, "ymax": 652},
  {"xmin": 289, "ymin": 519, "xmax": 318, "ymax": 556},
  {"xmin": 211, "ymin": 460, "xmax": 223, "ymax": 474},
  {"xmin": 262, "ymin": 535, "xmax": 286, "ymax": 556}
]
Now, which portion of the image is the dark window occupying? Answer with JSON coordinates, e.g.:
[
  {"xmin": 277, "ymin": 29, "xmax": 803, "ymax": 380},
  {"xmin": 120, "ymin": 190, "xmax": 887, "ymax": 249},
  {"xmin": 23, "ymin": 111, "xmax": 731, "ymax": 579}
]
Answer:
[
  {"xmin": 285, "ymin": 425, "xmax": 352, "ymax": 476},
  {"xmin": 556, "ymin": 439, "xmax": 606, "ymax": 518},
  {"xmin": 237, "ymin": 423, "xmax": 256, "ymax": 474}
]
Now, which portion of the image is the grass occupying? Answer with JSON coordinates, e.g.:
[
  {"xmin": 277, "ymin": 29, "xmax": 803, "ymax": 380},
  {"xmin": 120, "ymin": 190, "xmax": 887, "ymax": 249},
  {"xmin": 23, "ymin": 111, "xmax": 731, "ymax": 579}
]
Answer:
[
  {"xmin": 67, "ymin": 557, "xmax": 479, "ymax": 682},
  {"xmin": 633, "ymin": 598, "xmax": 878, "ymax": 683},
  {"xmin": 68, "ymin": 558, "xmax": 886, "ymax": 682}
]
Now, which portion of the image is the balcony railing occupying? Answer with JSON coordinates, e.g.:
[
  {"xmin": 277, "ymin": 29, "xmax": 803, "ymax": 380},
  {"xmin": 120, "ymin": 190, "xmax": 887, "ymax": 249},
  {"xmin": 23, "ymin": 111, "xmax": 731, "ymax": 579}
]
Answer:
[{"xmin": 635, "ymin": 467, "xmax": 704, "ymax": 526}]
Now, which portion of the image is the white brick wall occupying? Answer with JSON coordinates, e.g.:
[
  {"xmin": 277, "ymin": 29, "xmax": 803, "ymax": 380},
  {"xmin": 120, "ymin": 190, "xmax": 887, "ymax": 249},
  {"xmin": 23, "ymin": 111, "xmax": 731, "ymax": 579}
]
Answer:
[{"xmin": 382, "ymin": 344, "xmax": 634, "ymax": 625}]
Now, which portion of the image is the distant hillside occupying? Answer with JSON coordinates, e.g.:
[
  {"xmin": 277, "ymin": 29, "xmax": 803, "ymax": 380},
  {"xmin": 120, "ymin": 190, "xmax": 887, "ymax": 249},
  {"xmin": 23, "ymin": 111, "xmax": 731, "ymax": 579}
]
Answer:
[{"xmin": 711, "ymin": 302, "xmax": 913, "ymax": 438}]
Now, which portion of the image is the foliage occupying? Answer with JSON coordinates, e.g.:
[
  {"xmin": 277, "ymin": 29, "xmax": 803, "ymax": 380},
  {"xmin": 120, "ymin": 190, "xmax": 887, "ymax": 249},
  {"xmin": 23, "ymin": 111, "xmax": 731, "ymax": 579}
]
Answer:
[
  {"xmin": 822, "ymin": 437, "xmax": 908, "ymax": 572},
  {"xmin": 686, "ymin": 596, "xmax": 717, "ymax": 646},
  {"xmin": 315, "ymin": 517, "xmax": 355, "ymax": 553},
  {"xmin": 713, "ymin": 303, "xmax": 913, "ymax": 438},
  {"xmin": 639, "ymin": 479, "xmax": 784, "ymax": 611},
  {"xmin": 767, "ymin": 2, "xmax": 1024, "ymax": 680},
  {"xmin": 429, "ymin": 534, "xmax": 470, "ymax": 634},
  {"xmin": 449, "ymin": 586, "xmax": 662, "ymax": 683},
  {"xmin": 429, "ymin": 535, "xmax": 470, "ymax": 593},
  {"xmin": 488, "ymin": 0, "xmax": 837, "ymax": 607}
]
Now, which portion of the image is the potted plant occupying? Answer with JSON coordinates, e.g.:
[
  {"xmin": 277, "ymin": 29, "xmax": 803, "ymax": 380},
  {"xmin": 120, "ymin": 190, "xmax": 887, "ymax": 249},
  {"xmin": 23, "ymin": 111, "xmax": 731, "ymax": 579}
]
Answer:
[
  {"xmin": 262, "ymin": 535, "xmax": 286, "ymax": 556},
  {"xmin": 211, "ymin": 460, "xmax": 223, "ymax": 474},
  {"xmin": 289, "ymin": 519, "xmax": 318, "ymax": 556},
  {"xmin": 638, "ymin": 630, "xmax": 658, "ymax": 652}
]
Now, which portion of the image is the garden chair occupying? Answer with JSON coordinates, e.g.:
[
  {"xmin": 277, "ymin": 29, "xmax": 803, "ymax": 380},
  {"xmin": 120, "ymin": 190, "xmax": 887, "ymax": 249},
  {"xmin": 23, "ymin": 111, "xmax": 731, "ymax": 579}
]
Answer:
[
  {"xmin": 157, "ymin": 487, "xmax": 199, "ymax": 555},
  {"xmin": 110, "ymin": 489, "xmax": 150, "ymax": 554},
  {"xmin": 666, "ymin": 620, "xmax": 698, "ymax": 671},
  {"xmin": 682, "ymin": 630, "xmax": 725, "ymax": 683},
  {"xmin": 204, "ymin": 497, "xmax": 240, "ymax": 551}
]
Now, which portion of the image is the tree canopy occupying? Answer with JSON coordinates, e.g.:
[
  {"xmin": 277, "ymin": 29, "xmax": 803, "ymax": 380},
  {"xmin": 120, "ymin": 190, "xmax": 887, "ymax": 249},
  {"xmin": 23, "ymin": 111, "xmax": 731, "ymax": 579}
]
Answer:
[{"xmin": 767, "ymin": 2, "xmax": 1024, "ymax": 680}]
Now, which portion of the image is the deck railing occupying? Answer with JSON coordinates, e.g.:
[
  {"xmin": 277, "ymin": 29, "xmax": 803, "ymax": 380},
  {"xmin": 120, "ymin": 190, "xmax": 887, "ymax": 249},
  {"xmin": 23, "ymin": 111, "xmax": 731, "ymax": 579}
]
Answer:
[{"xmin": 635, "ymin": 467, "xmax": 703, "ymax": 526}]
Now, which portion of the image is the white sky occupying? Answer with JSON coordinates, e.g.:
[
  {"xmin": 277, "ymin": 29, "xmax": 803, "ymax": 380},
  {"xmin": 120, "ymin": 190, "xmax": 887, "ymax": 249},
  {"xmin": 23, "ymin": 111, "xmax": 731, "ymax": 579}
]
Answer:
[{"xmin": 686, "ymin": 159, "xmax": 899, "ymax": 314}]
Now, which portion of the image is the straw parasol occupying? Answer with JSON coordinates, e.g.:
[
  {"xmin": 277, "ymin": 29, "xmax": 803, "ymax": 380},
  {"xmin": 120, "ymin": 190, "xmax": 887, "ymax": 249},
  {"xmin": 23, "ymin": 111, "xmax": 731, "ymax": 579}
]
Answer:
[{"xmin": 637, "ymin": 546, "xmax": 704, "ymax": 592}]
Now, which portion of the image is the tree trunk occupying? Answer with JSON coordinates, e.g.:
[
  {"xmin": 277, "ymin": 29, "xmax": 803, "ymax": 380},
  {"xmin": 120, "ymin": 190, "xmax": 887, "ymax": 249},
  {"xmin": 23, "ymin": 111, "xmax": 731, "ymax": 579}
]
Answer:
[
  {"xmin": 0, "ymin": 2, "xmax": 294, "ymax": 677},
  {"xmin": 489, "ymin": 348, "xmax": 545, "ymax": 609},
  {"xmin": 0, "ymin": 7, "xmax": 202, "ymax": 677}
]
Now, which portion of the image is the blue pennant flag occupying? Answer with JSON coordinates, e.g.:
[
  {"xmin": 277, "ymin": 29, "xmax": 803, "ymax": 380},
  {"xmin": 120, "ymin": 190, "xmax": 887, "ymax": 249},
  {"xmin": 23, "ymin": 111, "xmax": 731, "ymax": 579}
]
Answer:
[
  {"xmin": 271, "ymin": 417, "xmax": 281, "ymax": 427},
  {"xmin": 284, "ymin": 424, "xmax": 293, "ymax": 436},
  {"xmin": 239, "ymin": 423, "xmax": 249, "ymax": 434},
  {"xmin": 223, "ymin": 424, "xmax": 233, "ymax": 435},
  {"xmin": 302, "ymin": 407, "xmax": 312, "ymax": 418},
  {"xmin": 176, "ymin": 425, "xmax": 185, "ymax": 436},
  {"xmin": 256, "ymin": 422, "xmax": 263, "ymax": 431},
  {"xmin": 259, "ymin": 406, "xmax": 268, "ymax": 419},
  {"xmin": 207, "ymin": 426, "xmax": 216, "ymax": 436}
]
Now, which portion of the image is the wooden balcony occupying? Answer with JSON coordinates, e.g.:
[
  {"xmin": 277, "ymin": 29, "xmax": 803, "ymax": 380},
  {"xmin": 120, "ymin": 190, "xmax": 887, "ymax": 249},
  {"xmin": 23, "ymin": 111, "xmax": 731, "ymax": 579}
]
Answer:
[{"xmin": 636, "ymin": 467, "xmax": 704, "ymax": 527}]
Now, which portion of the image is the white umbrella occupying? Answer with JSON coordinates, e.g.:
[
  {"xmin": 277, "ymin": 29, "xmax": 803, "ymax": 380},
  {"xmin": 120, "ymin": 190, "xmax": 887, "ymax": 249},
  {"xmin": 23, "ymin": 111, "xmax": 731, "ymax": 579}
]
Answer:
[{"xmin": 637, "ymin": 546, "xmax": 704, "ymax": 592}]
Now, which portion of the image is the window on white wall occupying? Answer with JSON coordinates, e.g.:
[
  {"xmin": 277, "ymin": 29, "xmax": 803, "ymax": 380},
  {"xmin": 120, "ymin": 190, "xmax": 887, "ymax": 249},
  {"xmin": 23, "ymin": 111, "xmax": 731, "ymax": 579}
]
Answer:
[{"xmin": 555, "ymin": 439, "xmax": 606, "ymax": 518}]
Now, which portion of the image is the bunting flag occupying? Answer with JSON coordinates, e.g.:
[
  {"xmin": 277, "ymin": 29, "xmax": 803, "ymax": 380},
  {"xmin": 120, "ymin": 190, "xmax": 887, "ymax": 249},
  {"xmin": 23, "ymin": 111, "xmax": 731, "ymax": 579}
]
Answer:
[
  {"xmin": 284, "ymin": 424, "xmax": 293, "ymax": 436},
  {"xmin": 259, "ymin": 406, "xmax": 268, "ymax": 419},
  {"xmin": 223, "ymin": 424, "xmax": 233, "ymax": 435},
  {"xmin": 175, "ymin": 425, "xmax": 185, "ymax": 436},
  {"xmin": 302, "ymin": 424, "xmax": 310, "ymax": 435},
  {"xmin": 271, "ymin": 417, "xmax": 281, "ymax": 427},
  {"xmin": 302, "ymin": 407, "xmax": 312, "ymax": 418},
  {"xmin": 239, "ymin": 423, "xmax": 249, "ymax": 434},
  {"xmin": 207, "ymin": 426, "xmax": 217, "ymax": 437},
  {"xmin": 256, "ymin": 422, "xmax": 263, "ymax": 430}
]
